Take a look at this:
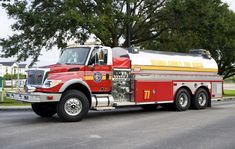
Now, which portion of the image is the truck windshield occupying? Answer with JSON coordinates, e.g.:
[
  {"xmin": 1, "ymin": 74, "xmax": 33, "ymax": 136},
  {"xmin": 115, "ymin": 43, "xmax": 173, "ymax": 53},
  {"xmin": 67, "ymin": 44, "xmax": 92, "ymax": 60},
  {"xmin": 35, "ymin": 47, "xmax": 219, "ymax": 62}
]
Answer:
[{"xmin": 58, "ymin": 47, "xmax": 90, "ymax": 65}]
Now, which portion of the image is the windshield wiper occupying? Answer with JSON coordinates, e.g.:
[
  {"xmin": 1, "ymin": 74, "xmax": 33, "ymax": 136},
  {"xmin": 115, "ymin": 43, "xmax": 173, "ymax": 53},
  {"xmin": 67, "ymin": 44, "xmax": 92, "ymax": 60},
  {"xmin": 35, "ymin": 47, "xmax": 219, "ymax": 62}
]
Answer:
[{"xmin": 65, "ymin": 62, "xmax": 79, "ymax": 65}]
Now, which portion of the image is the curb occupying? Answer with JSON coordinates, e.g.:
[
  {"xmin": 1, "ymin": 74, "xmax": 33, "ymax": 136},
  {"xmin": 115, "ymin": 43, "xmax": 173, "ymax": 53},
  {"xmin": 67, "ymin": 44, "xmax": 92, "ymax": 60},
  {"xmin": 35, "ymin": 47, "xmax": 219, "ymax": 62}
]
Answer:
[
  {"xmin": 215, "ymin": 96, "xmax": 235, "ymax": 102},
  {"xmin": 0, "ymin": 106, "xmax": 31, "ymax": 111}
]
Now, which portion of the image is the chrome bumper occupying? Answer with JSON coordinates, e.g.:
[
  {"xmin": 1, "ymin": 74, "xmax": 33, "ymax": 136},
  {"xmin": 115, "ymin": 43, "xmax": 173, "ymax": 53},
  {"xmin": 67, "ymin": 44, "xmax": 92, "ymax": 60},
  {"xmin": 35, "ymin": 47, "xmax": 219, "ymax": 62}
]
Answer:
[{"xmin": 6, "ymin": 91, "xmax": 62, "ymax": 103}]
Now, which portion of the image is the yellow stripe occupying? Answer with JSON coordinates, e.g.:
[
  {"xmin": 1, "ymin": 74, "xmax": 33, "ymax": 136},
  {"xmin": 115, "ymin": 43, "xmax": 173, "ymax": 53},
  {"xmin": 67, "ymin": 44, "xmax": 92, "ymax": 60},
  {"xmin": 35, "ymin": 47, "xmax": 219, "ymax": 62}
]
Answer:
[
  {"xmin": 84, "ymin": 76, "xmax": 93, "ymax": 80},
  {"xmin": 84, "ymin": 75, "xmax": 112, "ymax": 81},
  {"xmin": 132, "ymin": 65, "xmax": 217, "ymax": 73}
]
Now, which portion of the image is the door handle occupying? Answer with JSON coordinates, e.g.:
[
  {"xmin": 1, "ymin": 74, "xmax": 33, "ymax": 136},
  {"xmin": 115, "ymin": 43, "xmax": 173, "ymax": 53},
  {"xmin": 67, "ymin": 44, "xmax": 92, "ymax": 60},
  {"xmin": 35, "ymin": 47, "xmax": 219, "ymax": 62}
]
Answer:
[{"xmin": 106, "ymin": 74, "xmax": 110, "ymax": 80}]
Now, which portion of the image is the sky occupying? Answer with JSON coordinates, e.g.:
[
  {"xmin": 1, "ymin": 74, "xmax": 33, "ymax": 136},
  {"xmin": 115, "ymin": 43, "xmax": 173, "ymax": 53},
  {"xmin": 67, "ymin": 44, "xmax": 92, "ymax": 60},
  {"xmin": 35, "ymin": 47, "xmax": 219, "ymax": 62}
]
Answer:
[{"xmin": 0, "ymin": 0, "xmax": 235, "ymax": 66}]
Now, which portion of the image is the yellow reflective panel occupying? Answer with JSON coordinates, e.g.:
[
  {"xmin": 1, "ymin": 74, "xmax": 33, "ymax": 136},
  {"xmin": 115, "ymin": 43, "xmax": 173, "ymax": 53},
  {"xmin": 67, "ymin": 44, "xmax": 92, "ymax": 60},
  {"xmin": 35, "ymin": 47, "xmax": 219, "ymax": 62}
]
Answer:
[
  {"xmin": 192, "ymin": 62, "xmax": 203, "ymax": 68},
  {"xmin": 183, "ymin": 62, "xmax": 191, "ymax": 67},
  {"xmin": 151, "ymin": 60, "xmax": 167, "ymax": 66},
  {"xmin": 168, "ymin": 61, "xmax": 182, "ymax": 67}
]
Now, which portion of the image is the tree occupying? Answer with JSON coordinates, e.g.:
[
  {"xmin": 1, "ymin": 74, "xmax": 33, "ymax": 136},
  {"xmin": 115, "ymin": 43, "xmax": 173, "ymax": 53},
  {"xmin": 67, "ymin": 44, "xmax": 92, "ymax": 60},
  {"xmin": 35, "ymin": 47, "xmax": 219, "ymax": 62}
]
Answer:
[
  {"xmin": 0, "ymin": 0, "xmax": 167, "ymax": 66},
  {"xmin": 142, "ymin": 0, "xmax": 235, "ymax": 79},
  {"xmin": 1, "ymin": 0, "xmax": 234, "ymax": 79}
]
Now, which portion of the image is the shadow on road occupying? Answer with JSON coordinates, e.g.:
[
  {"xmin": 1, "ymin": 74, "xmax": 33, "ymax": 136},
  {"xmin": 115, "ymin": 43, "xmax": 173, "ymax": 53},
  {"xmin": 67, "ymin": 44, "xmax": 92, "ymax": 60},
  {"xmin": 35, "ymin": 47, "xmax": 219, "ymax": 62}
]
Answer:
[
  {"xmin": 5, "ymin": 106, "xmax": 174, "ymax": 124},
  {"xmin": 86, "ymin": 106, "xmax": 171, "ymax": 119}
]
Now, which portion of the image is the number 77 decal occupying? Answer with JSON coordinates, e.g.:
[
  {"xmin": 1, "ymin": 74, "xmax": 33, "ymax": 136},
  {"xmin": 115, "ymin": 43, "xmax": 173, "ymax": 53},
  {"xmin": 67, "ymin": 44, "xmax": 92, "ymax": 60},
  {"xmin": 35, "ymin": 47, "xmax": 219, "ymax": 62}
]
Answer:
[{"xmin": 144, "ymin": 90, "xmax": 150, "ymax": 99}]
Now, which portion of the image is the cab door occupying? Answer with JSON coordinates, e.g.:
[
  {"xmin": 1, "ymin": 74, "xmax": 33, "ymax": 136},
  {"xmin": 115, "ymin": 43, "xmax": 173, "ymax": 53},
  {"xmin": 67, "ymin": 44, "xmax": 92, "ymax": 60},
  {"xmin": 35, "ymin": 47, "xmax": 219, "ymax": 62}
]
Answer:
[{"xmin": 84, "ymin": 47, "xmax": 112, "ymax": 93}]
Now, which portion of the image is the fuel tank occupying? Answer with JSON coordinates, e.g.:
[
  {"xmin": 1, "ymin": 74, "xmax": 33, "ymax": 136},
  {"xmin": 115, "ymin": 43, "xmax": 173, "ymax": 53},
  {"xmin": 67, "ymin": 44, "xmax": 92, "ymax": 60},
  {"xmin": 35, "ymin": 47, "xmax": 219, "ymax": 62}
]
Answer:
[{"xmin": 112, "ymin": 47, "xmax": 218, "ymax": 74}]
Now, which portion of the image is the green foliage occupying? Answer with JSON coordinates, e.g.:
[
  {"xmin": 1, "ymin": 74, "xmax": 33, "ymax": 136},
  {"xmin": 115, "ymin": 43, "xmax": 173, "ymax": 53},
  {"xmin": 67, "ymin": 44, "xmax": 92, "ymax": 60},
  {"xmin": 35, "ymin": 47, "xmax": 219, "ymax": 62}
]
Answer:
[
  {"xmin": 4, "ymin": 73, "xmax": 26, "ymax": 80},
  {"xmin": 224, "ymin": 76, "xmax": 235, "ymax": 83},
  {"xmin": 143, "ymin": 0, "xmax": 235, "ymax": 79},
  {"xmin": 0, "ymin": 0, "xmax": 168, "ymax": 66}
]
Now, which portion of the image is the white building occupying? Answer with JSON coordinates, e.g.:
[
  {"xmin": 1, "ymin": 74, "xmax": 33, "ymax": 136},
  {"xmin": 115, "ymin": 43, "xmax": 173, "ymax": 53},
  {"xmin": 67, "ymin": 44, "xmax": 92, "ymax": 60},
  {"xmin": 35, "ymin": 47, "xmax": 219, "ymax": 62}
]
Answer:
[
  {"xmin": 18, "ymin": 63, "xmax": 29, "ymax": 74},
  {"xmin": 0, "ymin": 62, "xmax": 28, "ymax": 76}
]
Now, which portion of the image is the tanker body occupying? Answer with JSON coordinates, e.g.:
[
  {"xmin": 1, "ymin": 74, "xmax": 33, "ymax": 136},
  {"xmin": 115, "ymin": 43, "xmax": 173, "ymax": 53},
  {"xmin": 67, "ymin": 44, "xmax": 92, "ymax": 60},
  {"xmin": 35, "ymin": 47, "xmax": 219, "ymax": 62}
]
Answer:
[
  {"xmin": 129, "ymin": 50, "xmax": 218, "ymax": 74},
  {"xmin": 7, "ymin": 45, "xmax": 223, "ymax": 122}
]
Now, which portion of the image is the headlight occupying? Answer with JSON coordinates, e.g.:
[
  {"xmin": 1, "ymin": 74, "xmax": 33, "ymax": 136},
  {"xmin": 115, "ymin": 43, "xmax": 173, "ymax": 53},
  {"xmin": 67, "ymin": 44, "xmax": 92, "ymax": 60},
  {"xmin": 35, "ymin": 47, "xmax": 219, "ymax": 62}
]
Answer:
[{"xmin": 43, "ymin": 80, "xmax": 61, "ymax": 88}]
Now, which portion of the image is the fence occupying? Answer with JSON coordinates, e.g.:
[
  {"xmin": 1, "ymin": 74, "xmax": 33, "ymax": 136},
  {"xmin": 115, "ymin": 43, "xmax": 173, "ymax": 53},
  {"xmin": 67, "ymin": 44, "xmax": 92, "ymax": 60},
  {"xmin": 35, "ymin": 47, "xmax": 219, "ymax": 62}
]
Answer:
[
  {"xmin": 4, "ymin": 79, "xmax": 26, "ymax": 88},
  {"xmin": 0, "ymin": 79, "xmax": 26, "ymax": 102}
]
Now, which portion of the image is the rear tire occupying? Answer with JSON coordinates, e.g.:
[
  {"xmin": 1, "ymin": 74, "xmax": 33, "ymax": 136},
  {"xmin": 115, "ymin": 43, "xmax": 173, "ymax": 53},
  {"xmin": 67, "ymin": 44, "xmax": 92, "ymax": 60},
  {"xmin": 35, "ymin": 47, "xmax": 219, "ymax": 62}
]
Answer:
[
  {"xmin": 57, "ymin": 90, "xmax": 89, "ymax": 122},
  {"xmin": 192, "ymin": 88, "xmax": 209, "ymax": 110},
  {"xmin": 174, "ymin": 88, "xmax": 191, "ymax": 111},
  {"xmin": 31, "ymin": 103, "xmax": 57, "ymax": 117}
]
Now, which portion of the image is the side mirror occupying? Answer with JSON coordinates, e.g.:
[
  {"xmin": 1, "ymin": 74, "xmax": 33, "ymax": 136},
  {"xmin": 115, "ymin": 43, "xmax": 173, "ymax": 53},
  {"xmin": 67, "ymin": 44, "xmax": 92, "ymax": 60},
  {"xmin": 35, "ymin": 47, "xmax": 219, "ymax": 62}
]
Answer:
[{"xmin": 88, "ymin": 64, "xmax": 95, "ymax": 71}]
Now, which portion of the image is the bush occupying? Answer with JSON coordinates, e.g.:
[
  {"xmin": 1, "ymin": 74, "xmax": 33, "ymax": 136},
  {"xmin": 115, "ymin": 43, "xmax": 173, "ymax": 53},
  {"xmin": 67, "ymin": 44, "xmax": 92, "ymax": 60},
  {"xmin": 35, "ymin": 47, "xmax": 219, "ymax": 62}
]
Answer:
[{"xmin": 4, "ymin": 73, "xmax": 26, "ymax": 80}]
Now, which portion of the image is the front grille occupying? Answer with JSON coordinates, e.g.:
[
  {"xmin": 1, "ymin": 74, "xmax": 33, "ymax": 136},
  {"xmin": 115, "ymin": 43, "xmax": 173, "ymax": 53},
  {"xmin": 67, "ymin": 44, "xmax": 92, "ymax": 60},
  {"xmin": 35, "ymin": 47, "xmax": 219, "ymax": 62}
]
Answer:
[{"xmin": 27, "ymin": 70, "xmax": 46, "ymax": 85}]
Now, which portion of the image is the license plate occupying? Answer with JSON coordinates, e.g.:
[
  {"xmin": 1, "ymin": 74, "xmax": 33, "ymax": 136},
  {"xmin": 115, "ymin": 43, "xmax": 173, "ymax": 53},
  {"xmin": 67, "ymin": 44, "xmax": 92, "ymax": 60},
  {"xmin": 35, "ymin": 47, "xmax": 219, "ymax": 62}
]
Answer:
[
  {"xmin": 7, "ymin": 92, "xmax": 40, "ymax": 103},
  {"xmin": 17, "ymin": 94, "xmax": 30, "ymax": 101}
]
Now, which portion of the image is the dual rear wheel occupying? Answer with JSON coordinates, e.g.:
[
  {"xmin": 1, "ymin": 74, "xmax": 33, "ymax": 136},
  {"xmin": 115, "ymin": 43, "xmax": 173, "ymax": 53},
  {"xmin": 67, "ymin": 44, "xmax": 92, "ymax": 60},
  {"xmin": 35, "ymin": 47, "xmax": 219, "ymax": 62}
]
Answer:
[
  {"xmin": 191, "ymin": 88, "xmax": 209, "ymax": 110},
  {"xmin": 174, "ymin": 88, "xmax": 209, "ymax": 111}
]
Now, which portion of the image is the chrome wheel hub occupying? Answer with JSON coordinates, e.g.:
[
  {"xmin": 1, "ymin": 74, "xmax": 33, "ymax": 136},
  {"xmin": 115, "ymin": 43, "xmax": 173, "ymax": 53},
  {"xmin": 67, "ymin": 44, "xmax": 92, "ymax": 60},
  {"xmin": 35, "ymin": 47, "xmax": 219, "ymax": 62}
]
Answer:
[
  {"xmin": 198, "ymin": 93, "xmax": 206, "ymax": 106},
  {"xmin": 179, "ymin": 94, "xmax": 188, "ymax": 107},
  {"xmin": 64, "ymin": 98, "xmax": 82, "ymax": 116}
]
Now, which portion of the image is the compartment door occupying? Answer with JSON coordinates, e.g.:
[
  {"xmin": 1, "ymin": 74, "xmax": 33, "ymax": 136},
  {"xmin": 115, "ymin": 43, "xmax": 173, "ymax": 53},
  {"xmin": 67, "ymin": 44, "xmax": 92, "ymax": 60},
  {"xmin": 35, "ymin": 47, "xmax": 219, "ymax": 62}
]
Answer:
[{"xmin": 134, "ymin": 81, "xmax": 173, "ymax": 103}]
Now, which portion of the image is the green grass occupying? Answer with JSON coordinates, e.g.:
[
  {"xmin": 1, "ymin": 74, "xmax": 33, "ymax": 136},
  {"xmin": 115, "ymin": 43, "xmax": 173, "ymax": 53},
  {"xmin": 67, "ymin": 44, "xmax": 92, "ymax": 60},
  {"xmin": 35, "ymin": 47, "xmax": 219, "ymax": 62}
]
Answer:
[
  {"xmin": 224, "ymin": 90, "xmax": 235, "ymax": 97},
  {"xmin": 0, "ymin": 97, "xmax": 30, "ymax": 106}
]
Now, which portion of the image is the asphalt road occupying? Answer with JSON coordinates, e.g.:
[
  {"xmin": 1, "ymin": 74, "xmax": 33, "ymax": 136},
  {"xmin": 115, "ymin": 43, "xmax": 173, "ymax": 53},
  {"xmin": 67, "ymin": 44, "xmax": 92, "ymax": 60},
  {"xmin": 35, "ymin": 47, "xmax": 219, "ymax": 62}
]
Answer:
[{"xmin": 1, "ymin": 101, "xmax": 235, "ymax": 149}]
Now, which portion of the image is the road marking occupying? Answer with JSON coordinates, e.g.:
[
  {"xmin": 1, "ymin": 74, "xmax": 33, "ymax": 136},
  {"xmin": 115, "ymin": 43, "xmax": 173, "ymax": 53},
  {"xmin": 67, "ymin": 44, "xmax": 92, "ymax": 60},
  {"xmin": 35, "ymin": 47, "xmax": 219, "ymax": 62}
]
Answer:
[{"xmin": 89, "ymin": 134, "xmax": 102, "ymax": 139}]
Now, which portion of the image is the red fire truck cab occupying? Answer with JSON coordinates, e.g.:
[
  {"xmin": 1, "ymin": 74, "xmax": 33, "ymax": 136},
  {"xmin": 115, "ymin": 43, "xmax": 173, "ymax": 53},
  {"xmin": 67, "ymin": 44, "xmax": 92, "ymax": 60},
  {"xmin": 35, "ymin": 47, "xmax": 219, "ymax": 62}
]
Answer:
[{"xmin": 7, "ymin": 44, "xmax": 223, "ymax": 122}]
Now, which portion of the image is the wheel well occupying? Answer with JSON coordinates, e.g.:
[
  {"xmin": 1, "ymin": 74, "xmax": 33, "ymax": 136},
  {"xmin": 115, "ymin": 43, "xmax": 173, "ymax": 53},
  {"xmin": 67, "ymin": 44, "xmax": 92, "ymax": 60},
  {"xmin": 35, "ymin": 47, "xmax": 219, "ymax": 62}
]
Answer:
[
  {"xmin": 175, "ymin": 86, "xmax": 193, "ymax": 99},
  {"xmin": 64, "ymin": 83, "xmax": 91, "ymax": 106}
]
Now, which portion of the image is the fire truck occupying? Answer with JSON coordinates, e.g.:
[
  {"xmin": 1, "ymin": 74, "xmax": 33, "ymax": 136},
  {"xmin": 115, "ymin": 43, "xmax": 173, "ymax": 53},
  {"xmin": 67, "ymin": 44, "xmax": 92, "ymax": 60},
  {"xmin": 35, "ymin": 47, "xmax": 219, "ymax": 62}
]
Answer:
[{"xmin": 6, "ymin": 44, "xmax": 223, "ymax": 122}]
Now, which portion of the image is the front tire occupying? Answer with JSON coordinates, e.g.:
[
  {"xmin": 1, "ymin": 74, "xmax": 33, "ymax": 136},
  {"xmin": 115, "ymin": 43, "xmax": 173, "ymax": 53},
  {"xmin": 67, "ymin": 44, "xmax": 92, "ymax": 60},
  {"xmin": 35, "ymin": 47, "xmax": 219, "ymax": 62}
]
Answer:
[
  {"xmin": 57, "ymin": 90, "xmax": 89, "ymax": 122},
  {"xmin": 192, "ymin": 88, "xmax": 209, "ymax": 110},
  {"xmin": 31, "ymin": 103, "xmax": 57, "ymax": 117},
  {"xmin": 174, "ymin": 88, "xmax": 191, "ymax": 111}
]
